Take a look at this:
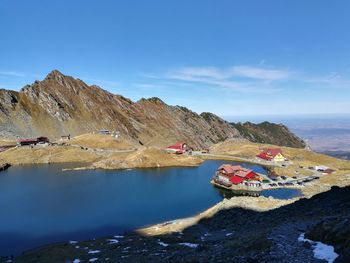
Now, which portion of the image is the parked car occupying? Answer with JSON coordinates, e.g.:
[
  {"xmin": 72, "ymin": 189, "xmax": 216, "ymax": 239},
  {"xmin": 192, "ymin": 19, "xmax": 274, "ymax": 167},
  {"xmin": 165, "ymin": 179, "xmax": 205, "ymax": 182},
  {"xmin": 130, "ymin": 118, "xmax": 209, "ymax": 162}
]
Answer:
[{"xmin": 281, "ymin": 176, "xmax": 287, "ymax": 180}]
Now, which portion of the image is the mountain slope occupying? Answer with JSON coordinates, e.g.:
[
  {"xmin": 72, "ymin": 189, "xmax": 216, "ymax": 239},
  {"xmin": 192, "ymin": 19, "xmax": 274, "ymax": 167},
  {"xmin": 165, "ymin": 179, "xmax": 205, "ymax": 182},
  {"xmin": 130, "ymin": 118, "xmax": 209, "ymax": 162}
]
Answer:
[
  {"xmin": 231, "ymin": 121, "xmax": 306, "ymax": 148},
  {"xmin": 0, "ymin": 70, "xmax": 241, "ymax": 148}
]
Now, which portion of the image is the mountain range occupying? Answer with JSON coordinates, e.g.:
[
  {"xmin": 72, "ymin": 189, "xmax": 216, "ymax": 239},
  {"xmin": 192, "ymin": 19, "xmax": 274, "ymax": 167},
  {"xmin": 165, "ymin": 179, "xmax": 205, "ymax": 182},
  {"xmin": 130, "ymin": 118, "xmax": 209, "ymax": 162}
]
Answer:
[{"xmin": 0, "ymin": 70, "xmax": 305, "ymax": 149}]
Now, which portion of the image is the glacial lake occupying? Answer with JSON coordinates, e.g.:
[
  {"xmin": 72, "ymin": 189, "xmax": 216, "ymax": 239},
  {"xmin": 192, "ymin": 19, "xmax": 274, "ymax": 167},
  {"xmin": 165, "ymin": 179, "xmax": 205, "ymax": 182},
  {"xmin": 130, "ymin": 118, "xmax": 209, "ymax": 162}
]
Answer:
[{"xmin": 0, "ymin": 160, "xmax": 300, "ymax": 256}]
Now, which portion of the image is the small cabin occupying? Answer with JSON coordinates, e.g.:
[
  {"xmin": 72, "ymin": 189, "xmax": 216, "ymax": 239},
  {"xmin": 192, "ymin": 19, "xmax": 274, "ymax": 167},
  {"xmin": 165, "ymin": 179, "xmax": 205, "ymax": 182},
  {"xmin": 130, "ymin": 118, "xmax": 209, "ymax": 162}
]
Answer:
[
  {"xmin": 315, "ymin": 166, "xmax": 335, "ymax": 175},
  {"xmin": 315, "ymin": 165, "xmax": 329, "ymax": 172},
  {"xmin": 61, "ymin": 135, "xmax": 71, "ymax": 140},
  {"xmin": 166, "ymin": 142, "xmax": 192, "ymax": 154},
  {"xmin": 323, "ymin": 168, "xmax": 335, "ymax": 175}
]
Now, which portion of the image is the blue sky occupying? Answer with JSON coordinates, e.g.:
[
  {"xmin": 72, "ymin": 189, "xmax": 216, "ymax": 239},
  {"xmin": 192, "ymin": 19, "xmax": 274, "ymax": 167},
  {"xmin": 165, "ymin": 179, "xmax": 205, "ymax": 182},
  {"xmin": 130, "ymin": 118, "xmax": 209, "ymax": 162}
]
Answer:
[{"xmin": 0, "ymin": 0, "xmax": 349, "ymax": 117}]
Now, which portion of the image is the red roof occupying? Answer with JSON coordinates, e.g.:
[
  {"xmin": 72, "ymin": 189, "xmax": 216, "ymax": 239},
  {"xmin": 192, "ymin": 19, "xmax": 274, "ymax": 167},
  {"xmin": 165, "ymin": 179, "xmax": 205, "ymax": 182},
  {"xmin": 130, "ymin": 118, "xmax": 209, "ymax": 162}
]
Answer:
[
  {"xmin": 257, "ymin": 148, "xmax": 283, "ymax": 160},
  {"xmin": 217, "ymin": 164, "xmax": 236, "ymax": 174},
  {"xmin": 229, "ymin": 175, "xmax": 245, "ymax": 185},
  {"xmin": 323, "ymin": 168, "xmax": 335, "ymax": 174},
  {"xmin": 167, "ymin": 142, "xmax": 186, "ymax": 150},
  {"xmin": 256, "ymin": 153, "xmax": 271, "ymax": 160},
  {"xmin": 244, "ymin": 171, "xmax": 258, "ymax": 179},
  {"xmin": 18, "ymin": 139, "xmax": 37, "ymax": 143},
  {"xmin": 234, "ymin": 168, "xmax": 255, "ymax": 178},
  {"xmin": 217, "ymin": 164, "xmax": 257, "ymax": 179}
]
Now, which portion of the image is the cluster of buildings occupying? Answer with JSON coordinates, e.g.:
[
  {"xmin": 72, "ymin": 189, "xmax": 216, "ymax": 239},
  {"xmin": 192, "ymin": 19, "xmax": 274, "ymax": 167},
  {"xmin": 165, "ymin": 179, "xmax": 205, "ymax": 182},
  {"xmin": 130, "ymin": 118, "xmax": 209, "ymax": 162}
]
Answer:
[
  {"xmin": 213, "ymin": 164, "xmax": 262, "ymax": 189},
  {"xmin": 18, "ymin": 136, "xmax": 49, "ymax": 146}
]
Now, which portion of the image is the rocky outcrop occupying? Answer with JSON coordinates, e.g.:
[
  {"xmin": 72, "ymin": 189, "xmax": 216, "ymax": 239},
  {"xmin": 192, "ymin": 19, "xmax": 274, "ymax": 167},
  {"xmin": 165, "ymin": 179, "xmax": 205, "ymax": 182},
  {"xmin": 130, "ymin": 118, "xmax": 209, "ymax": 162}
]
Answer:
[
  {"xmin": 306, "ymin": 217, "xmax": 350, "ymax": 262},
  {"xmin": 232, "ymin": 121, "xmax": 306, "ymax": 148}
]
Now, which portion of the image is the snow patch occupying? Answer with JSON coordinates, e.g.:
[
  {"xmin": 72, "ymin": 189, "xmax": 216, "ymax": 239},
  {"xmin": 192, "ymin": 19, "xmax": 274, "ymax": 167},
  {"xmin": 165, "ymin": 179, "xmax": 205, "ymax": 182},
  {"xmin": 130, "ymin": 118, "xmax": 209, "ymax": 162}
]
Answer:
[
  {"xmin": 158, "ymin": 241, "xmax": 169, "ymax": 247},
  {"xmin": 178, "ymin": 242, "xmax": 199, "ymax": 248},
  {"xmin": 114, "ymin": 235, "xmax": 124, "ymax": 238},
  {"xmin": 69, "ymin": 241, "xmax": 78, "ymax": 244},
  {"xmin": 88, "ymin": 250, "xmax": 101, "ymax": 254},
  {"xmin": 226, "ymin": 232, "xmax": 233, "ymax": 236},
  {"xmin": 107, "ymin": 239, "xmax": 119, "ymax": 244},
  {"xmin": 89, "ymin": 258, "xmax": 98, "ymax": 262},
  {"xmin": 73, "ymin": 259, "xmax": 81, "ymax": 263},
  {"xmin": 298, "ymin": 233, "xmax": 338, "ymax": 263}
]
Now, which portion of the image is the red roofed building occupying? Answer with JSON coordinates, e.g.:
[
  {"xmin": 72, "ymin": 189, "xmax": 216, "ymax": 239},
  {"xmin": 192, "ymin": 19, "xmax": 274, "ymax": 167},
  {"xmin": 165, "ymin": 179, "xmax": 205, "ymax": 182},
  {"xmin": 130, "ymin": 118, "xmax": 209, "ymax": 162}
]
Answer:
[
  {"xmin": 215, "ymin": 164, "xmax": 261, "ymax": 185},
  {"xmin": 256, "ymin": 148, "xmax": 286, "ymax": 162},
  {"xmin": 18, "ymin": 136, "xmax": 50, "ymax": 146},
  {"xmin": 216, "ymin": 164, "xmax": 239, "ymax": 175},
  {"xmin": 166, "ymin": 142, "xmax": 192, "ymax": 154},
  {"xmin": 18, "ymin": 139, "xmax": 38, "ymax": 146}
]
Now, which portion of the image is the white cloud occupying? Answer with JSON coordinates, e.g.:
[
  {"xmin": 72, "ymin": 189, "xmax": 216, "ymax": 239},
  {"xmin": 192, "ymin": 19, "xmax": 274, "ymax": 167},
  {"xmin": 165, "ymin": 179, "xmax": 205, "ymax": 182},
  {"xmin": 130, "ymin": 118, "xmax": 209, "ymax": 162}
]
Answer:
[
  {"xmin": 229, "ymin": 66, "xmax": 291, "ymax": 80},
  {"xmin": 171, "ymin": 67, "xmax": 229, "ymax": 80},
  {"xmin": 167, "ymin": 65, "xmax": 291, "ymax": 81},
  {"xmin": 155, "ymin": 65, "xmax": 290, "ymax": 93},
  {"xmin": 0, "ymin": 70, "xmax": 26, "ymax": 78},
  {"xmin": 134, "ymin": 83, "xmax": 164, "ymax": 89},
  {"xmin": 305, "ymin": 72, "xmax": 350, "ymax": 87}
]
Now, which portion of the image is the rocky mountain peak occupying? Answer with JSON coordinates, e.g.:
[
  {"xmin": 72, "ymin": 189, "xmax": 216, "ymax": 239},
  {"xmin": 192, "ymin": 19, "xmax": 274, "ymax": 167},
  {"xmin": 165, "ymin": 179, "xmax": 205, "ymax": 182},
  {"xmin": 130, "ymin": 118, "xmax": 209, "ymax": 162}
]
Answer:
[
  {"xmin": 138, "ymin": 97, "xmax": 165, "ymax": 105},
  {"xmin": 45, "ymin": 69, "xmax": 65, "ymax": 80}
]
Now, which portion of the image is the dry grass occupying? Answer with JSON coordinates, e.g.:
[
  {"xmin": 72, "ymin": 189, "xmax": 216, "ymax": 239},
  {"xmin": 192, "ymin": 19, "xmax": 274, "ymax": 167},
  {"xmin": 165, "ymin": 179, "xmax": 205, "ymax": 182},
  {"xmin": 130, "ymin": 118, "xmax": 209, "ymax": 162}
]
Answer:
[
  {"xmin": 70, "ymin": 133, "xmax": 135, "ymax": 150},
  {"xmin": 210, "ymin": 139, "xmax": 350, "ymax": 170},
  {"xmin": 89, "ymin": 147, "xmax": 203, "ymax": 170},
  {"xmin": 0, "ymin": 139, "xmax": 16, "ymax": 146},
  {"xmin": 0, "ymin": 146, "xmax": 100, "ymax": 165}
]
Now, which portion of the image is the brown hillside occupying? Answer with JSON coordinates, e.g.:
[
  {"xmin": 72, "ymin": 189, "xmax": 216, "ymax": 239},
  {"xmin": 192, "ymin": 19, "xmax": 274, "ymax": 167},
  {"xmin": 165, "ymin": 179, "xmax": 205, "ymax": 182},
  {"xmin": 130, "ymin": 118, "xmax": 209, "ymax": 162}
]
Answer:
[{"xmin": 0, "ymin": 71, "xmax": 241, "ymax": 149}]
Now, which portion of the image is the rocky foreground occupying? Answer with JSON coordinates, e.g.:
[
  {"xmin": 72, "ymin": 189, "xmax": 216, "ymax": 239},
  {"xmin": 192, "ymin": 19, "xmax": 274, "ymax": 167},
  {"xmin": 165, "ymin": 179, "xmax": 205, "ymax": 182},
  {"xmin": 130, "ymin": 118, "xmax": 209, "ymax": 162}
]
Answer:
[{"xmin": 8, "ymin": 186, "xmax": 349, "ymax": 263}]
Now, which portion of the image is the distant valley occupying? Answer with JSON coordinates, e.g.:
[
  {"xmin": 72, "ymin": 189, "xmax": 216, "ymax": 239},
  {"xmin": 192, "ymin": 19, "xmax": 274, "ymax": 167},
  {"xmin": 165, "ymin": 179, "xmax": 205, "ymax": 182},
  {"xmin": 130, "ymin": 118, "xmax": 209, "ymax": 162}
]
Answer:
[{"xmin": 227, "ymin": 115, "xmax": 350, "ymax": 160}]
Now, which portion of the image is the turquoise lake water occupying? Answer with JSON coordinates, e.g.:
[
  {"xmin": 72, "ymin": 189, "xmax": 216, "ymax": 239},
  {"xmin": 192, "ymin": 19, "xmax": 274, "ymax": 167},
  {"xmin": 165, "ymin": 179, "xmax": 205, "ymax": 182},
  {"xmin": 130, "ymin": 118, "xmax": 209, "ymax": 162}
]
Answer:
[{"xmin": 0, "ymin": 160, "xmax": 299, "ymax": 256}]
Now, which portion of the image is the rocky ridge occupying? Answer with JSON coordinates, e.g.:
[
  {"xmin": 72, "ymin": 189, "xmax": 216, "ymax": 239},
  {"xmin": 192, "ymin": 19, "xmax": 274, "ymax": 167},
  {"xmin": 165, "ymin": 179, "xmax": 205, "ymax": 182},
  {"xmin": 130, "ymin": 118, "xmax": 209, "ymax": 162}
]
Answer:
[
  {"xmin": 232, "ymin": 121, "xmax": 306, "ymax": 148},
  {"xmin": 0, "ymin": 70, "xmax": 305, "ymax": 148}
]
